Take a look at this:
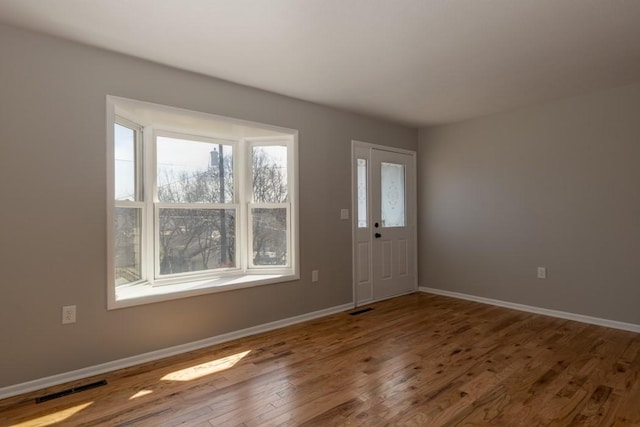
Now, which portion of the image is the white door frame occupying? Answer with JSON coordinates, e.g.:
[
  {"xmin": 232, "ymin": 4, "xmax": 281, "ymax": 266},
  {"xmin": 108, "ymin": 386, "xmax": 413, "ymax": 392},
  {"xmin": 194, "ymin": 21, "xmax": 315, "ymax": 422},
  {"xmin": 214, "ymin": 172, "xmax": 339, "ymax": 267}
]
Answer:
[{"xmin": 351, "ymin": 140, "xmax": 418, "ymax": 306}]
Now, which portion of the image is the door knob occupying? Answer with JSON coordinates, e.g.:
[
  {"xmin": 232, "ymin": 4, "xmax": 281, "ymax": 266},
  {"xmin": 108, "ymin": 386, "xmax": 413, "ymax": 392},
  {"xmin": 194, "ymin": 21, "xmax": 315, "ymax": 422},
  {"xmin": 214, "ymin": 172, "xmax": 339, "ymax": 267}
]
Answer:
[{"xmin": 375, "ymin": 233, "xmax": 382, "ymax": 238}]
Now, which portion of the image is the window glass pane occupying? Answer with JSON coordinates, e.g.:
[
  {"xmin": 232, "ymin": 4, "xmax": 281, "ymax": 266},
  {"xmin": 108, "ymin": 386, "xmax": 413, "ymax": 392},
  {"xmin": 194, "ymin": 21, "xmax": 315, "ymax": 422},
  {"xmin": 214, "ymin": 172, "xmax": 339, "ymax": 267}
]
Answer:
[
  {"xmin": 158, "ymin": 208, "xmax": 236, "ymax": 275},
  {"xmin": 252, "ymin": 208, "xmax": 287, "ymax": 266},
  {"xmin": 252, "ymin": 146, "xmax": 288, "ymax": 203},
  {"xmin": 114, "ymin": 124, "xmax": 137, "ymax": 201},
  {"xmin": 114, "ymin": 207, "xmax": 142, "ymax": 285},
  {"xmin": 357, "ymin": 158, "xmax": 367, "ymax": 228},
  {"xmin": 381, "ymin": 162, "xmax": 406, "ymax": 227},
  {"xmin": 157, "ymin": 137, "xmax": 233, "ymax": 203}
]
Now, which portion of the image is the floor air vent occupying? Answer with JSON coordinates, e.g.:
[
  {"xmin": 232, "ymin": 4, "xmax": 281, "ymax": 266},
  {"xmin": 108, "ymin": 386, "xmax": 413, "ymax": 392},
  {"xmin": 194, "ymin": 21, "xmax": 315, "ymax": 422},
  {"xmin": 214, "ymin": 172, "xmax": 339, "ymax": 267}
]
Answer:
[
  {"xmin": 36, "ymin": 379, "xmax": 108, "ymax": 403},
  {"xmin": 349, "ymin": 307, "xmax": 373, "ymax": 316}
]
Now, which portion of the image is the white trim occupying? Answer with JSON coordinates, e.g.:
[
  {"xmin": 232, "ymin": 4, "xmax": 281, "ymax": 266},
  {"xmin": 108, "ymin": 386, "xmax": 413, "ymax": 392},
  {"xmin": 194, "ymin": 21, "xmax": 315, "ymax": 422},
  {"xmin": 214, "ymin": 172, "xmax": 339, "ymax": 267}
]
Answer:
[
  {"xmin": 369, "ymin": 289, "xmax": 416, "ymax": 305},
  {"xmin": 0, "ymin": 302, "xmax": 354, "ymax": 400},
  {"xmin": 352, "ymin": 139, "xmax": 416, "ymax": 156},
  {"xmin": 419, "ymin": 287, "xmax": 640, "ymax": 333},
  {"xmin": 113, "ymin": 273, "xmax": 296, "ymax": 310},
  {"xmin": 106, "ymin": 97, "xmax": 117, "ymax": 308},
  {"xmin": 110, "ymin": 95, "xmax": 298, "ymax": 137}
]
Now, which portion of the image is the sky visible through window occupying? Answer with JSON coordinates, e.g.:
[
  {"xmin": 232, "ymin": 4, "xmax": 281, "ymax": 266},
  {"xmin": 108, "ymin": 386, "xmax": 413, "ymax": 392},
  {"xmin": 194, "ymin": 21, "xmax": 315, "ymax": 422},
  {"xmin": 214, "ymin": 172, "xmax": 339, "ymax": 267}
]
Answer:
[
  {"xmin": 156, "ymin": 136, "xmax": 233, "ymax": 204},
  {"xmin": 114, "ymin": 124, "xmax": 136, "ymax": 200},
  {"xmin": 115, "ymin": 124, "xmax": 288, "ymax": 202}
]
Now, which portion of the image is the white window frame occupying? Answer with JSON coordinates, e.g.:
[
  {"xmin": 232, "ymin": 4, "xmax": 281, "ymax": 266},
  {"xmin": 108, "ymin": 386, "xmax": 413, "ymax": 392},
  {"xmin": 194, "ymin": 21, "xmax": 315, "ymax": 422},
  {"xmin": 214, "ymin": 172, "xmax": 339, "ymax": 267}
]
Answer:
[
  {"xmin": 152, "ymin": 130, "xmax": 241, "ymax": 283},
  {"xmin": 106, "ymin": 96, "xmax": 299, "ymax": 309},
  {"xmin": 113, "ymin": 116, "xmax": 146, "ymax": 286},
  {"xmin": 246, "ymin": 138, "xmax": 293, "ymax": 271}
]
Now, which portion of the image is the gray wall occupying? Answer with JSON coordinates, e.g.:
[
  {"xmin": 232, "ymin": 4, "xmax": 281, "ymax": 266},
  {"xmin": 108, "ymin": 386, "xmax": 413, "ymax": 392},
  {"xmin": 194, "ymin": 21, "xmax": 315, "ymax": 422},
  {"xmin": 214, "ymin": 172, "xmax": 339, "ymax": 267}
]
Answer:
[
  {"xmin": 0, "ymin": 24, "xmax": 417, "ymax": 387},
  {"xmin": 419, "ymin": 82, "xmax": 640, "ymax": 324}
]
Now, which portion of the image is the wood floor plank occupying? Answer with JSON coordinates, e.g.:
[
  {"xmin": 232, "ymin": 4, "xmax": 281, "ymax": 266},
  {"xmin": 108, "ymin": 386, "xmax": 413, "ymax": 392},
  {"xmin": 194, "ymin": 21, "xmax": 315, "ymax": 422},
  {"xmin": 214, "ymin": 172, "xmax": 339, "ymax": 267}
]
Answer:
[{"xmin": 2, "ymin": 292, "xmax": 640, "ymax": 426}]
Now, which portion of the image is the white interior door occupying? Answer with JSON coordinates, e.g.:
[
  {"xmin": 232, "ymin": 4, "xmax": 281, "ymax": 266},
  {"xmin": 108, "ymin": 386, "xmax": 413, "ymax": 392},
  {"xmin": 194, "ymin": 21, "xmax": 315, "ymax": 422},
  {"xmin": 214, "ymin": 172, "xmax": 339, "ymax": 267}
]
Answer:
[{"xmin": 353, "ymin": 143, "xmax": 416, "ymax": 305}]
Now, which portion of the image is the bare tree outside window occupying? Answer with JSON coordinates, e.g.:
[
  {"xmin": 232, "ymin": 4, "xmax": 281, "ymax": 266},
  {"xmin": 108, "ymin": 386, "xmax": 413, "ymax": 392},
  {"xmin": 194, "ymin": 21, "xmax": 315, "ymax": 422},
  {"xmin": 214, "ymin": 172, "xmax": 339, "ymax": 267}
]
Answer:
[
  {"xmin": 251, "ymin": 146, "xmax": 289, "ymax": 266},
  {"xmin": 252, "ymin": 146, "xmax": 288, "ymax": 203},
  {"xmin": 114, "ymin": 207, "xmax": 142, "ymax": 284},
  {"xmin": 157, "ymin": 138, "xmax": 235, "ymax": 275},
  {"xmin": 158, "ymin": 208, "xmax": 235, "ymax": 274},
  {"xmin": 252, "ymin": 208, "xmax": 287, "ymax": 266}
]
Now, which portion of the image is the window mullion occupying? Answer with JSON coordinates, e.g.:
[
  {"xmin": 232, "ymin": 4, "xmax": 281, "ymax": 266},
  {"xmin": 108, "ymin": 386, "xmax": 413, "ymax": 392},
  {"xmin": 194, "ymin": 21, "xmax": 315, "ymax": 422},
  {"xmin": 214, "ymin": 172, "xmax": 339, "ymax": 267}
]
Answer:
[
  {"xmin": 237, "ymin": 138, "xmax": 248, "ymax": 273},
  {"xmin": 155, "ymin": 202, "xmax": 239, "ymax": 209},
  {"xmin": 144, "ymin": 126, "xmax": 155, "ymax": 283},
  {"xmin": 115, "ymin": 200, "xmax": 145, "ymax": 208}
]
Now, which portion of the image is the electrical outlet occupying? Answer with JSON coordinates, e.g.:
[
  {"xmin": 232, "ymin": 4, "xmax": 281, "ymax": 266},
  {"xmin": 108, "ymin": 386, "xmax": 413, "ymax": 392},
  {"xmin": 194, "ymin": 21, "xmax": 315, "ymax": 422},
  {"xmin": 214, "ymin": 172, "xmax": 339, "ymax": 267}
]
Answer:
[
  {"xmin": 537, "ymin": 267, "xmax": 546, "ymax": 279},
  {"xmin": 62, "ymin": 305, "xmax": 76, "ymax": 324},
  {"xmin": 340, "ymin": 209, "xmax": 349, "ymax": 220},
  {"xmin": 312, "ymin": 270, "xmax": 319, "ymax": 282}
]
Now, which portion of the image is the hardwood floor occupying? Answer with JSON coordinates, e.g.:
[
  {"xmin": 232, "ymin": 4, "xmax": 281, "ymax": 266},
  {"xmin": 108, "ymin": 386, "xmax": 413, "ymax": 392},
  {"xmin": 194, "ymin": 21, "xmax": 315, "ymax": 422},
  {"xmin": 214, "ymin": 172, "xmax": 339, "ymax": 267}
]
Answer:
[{"xmin": 2, "ymin": 292, "xmax": 640, "ymax": 426}]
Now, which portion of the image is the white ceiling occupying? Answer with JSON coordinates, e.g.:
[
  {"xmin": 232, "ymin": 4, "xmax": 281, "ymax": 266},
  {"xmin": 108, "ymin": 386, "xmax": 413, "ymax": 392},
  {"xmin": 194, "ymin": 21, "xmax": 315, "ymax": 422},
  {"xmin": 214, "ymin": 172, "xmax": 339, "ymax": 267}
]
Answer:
[{"xmin": 1, "ymin": 0, "xmax": 640, "ymax": 127}]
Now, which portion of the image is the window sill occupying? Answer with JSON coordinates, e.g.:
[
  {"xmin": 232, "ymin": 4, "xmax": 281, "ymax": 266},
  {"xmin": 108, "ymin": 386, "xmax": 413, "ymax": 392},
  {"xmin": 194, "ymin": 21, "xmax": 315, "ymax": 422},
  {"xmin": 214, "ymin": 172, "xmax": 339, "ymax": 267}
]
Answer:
[{"xmin": 109, "ymin": 273, "xmax": 298, "ymax": 310}]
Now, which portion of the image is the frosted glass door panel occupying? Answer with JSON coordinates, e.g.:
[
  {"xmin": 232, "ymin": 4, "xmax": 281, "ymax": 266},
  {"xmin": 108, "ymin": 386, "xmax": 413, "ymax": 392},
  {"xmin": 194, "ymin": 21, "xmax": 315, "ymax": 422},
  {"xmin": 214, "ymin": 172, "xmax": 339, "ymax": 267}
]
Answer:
[
  {"xmin": 381, "ymin": 162, "xmax": 405, "ymax": 227},
  {"xmin": 357, "ymin": 158, "xmax": 368, "ymax": 228}
]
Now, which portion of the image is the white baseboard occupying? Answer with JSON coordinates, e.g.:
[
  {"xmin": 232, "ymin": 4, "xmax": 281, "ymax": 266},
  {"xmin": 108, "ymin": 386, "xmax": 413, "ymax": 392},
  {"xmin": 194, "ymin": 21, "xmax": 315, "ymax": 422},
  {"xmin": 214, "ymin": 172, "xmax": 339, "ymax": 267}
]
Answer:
[
  {"xmin": 419, "ymin": 286, "xmax": 640, "ymax": 333},
  {"xmin": 0, "ymin": 302, "xmax": 354, "ymax": 400}
]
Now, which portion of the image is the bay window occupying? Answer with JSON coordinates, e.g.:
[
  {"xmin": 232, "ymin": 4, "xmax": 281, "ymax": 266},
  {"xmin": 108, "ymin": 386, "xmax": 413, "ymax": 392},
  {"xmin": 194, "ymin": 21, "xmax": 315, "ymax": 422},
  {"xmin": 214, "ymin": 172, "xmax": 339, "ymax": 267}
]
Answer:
[{"xmin": 107, "ymin": 96, "xmax": 298, "ymax": 308}]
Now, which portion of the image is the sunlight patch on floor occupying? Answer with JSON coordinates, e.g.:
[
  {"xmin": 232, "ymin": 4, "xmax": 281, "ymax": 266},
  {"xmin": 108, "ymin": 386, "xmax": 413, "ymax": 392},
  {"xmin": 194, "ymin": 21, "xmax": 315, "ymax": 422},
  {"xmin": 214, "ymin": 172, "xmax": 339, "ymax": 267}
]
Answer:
[
  {"xmin": 14, "ymin": 402, "xmax": 93, "ymax": 427},
  {"xmin": 129, "ymin": 389, "xmax": 154, "ymax": 400},
  {"xmin": 161, "ymin": 350, "xmax": 251, "ymax": 382}
]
